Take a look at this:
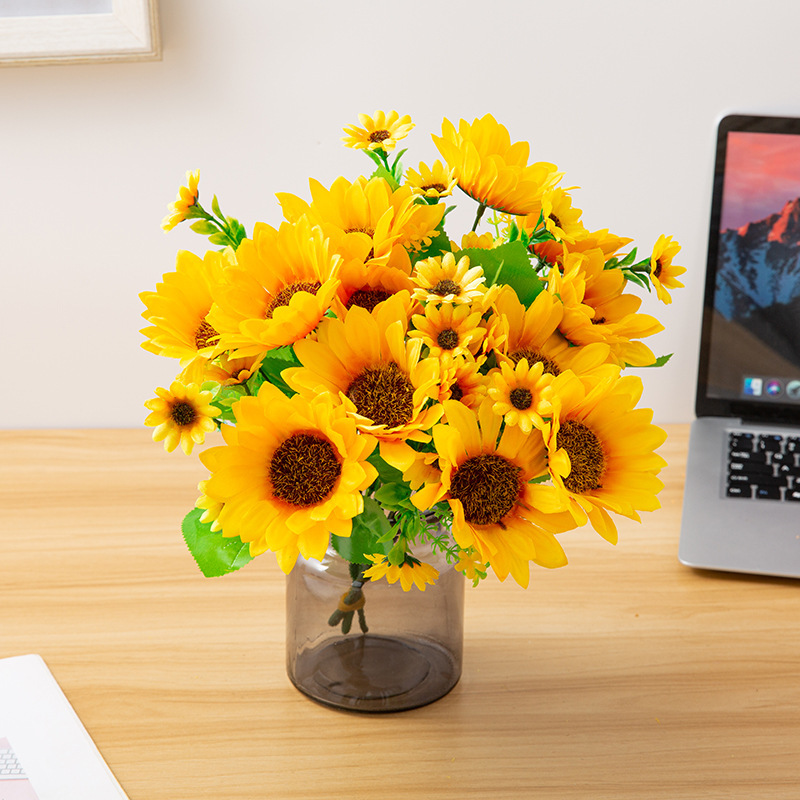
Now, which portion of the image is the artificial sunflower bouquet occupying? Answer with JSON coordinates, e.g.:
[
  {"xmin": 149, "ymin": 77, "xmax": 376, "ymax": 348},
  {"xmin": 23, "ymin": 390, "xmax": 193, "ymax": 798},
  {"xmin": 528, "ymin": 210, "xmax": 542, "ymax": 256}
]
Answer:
[{"xmin": 141, "ymin": 110, "xmax": 684, "ymax": 595}]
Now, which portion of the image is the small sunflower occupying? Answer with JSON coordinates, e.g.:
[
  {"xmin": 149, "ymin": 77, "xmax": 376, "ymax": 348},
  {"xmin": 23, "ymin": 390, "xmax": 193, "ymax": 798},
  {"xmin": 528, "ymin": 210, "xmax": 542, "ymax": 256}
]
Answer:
[
  {"xmin": 410, "ymin": 302, "xmax": 485, "ymax": 360},
  {"xmin": 363, "ymin": 553, "xmax": 439, "ymax": 591},
  {"xmin": 649, "ymin": 234, "xmax": 686, "ymax": 304},
  {"xmin": 432, "ymin": 114, "xmax": 562, "ymax": 216},
  {"xmin": 413, "ymin": 399, "xmax": 573, "ymax": 587},
  {"xmin": 411, "ymin": 252, "xmax": 490, "ymax": 307},
  {"xmin": 200, "ymin": 383, "xmax": 378, "ymax": 570},
  {"xmin": 179, "ymin": 351, "xmax": 264, "ymax": 388},
  {"xmin": 538, "ymin": 187, "xmax": 588, "ymax": 244},
  {"xmin": 161, "ymin": 169, "xmax": 200, "ymax": 231},
  {"xmin": 438, "ymin": 354, "xmax": 488, "ymax": 409},
  {"xmin": 454, "ymin": 550, "xmax": 488, "ymax": 584},
  {"xmin": 341, "ymin": 110, "xmax": 415, "ymax": 152},
  {"xmin": 284, "ymin": 295, "xmax": 442, "ymax": 473},
  {"xmin": 487, "ymin": 358, "xmax": 555, "ymax": 434},
  {"xmin": 456, "ymin": 231, "xmax": 496, "ymax": 251},
  {"xmin": 405, "ymin": 160, "xmax": 457, "ymax": 199},
  {"xmin": 140, "ymin": 248, "xmax": 230, "ymax": 366},
  {"xmin": 208, "ymin": 217, "xmax": 342, "ymax": 359},
  {"xmin": 544, "ymin": 369, "xmax": 667, "ymax": 544},
  {"xmin": 144, "ymin": 381, "xmax": 218, "ymax": 455}
]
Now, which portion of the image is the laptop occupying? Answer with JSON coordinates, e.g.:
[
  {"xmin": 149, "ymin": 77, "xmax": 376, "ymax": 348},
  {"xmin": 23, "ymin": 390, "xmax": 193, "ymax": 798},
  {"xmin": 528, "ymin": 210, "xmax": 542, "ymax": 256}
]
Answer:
[{"xmin": 678, "ymin": 113, "xmax": 800, "ymax": 578}]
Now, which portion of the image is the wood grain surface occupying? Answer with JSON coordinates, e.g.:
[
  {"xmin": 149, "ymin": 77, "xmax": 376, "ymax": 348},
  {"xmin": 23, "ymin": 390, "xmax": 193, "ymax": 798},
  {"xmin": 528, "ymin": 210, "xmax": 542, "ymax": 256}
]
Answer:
[{"xmin": 2, "ymin": 425, "xmax": 799, "ymax": 799}]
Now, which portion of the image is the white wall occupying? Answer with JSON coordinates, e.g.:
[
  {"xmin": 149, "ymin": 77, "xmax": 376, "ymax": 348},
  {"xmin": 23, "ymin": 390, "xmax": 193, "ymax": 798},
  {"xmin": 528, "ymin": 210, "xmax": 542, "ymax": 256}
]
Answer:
[{"xmin": 3, "ymin": 0, "xmax": 800, "ymax": 428}]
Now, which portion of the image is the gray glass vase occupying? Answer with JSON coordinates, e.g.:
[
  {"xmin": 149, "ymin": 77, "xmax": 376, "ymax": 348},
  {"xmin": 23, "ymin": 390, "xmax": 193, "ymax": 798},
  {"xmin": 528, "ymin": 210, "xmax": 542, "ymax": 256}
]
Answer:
[{"xmin": 286, "ymin": 539, "xmax": 464, "ymax": 712}]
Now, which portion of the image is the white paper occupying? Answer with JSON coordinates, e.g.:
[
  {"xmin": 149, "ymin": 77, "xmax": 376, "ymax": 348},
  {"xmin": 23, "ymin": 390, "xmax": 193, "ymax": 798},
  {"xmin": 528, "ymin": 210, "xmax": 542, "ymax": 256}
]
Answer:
[{"xmin": 0, "ymin": 655, "xmax": 128, "ymax": 800}]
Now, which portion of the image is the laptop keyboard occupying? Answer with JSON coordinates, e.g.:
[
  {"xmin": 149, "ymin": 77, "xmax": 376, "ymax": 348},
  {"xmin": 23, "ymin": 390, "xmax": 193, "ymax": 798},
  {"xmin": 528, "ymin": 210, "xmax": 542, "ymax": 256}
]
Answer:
[{"xmin": 727, "ymin": 431, "xmax": 800, "ymax": 500}]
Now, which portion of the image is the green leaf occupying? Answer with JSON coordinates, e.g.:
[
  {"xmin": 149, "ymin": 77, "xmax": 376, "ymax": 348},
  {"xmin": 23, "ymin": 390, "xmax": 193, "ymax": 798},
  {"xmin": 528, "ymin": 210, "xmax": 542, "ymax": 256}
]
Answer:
[
  {"xmin": 190, "ymin": 220, "xmax": 218, "ymax": 236},
  {"xmin": 373, "ymin": 481, "xmax": 413, "ymax": 510},
  {"xmin": 369, "ymin": 164, "xmax": 400, "ymax": 191},
  {"xmin": 390, "ymin": 147, "xmax": 408, "ymax": 170},
  {"xmin": 457, "ymin": 240, "xmax": 544, "ymax": 306},
  {"xmin": 212, "ymin": 383, "xmax": 247, "ymax": 408},
  {"xmin": 211, "ymin": 194, "xmax": 223, "ymax": 220},
  {"xmin": 639, "ymin": 352, "xmax": 673, "ymax": 368},
  {"xmin": 331, "ymin": 496, "xmax": 392, "ymax": 565},
  {"xmin": 621, "ymin": 269, "xmax": 651, "ymax": 290},
  {"xmin": 259, "ymin": 345, "xmax": 301, "ymax": 396},
  {"xmin": 607, "ymin": 247, "xmax": 638, "ymax": 269},
  {"xmin": 181, "ymin": 508, "xmax": 253, "ymax": 577},
  {"xmin": 208, "ymin": 232, "xmax": 233, "ymax": 247}
]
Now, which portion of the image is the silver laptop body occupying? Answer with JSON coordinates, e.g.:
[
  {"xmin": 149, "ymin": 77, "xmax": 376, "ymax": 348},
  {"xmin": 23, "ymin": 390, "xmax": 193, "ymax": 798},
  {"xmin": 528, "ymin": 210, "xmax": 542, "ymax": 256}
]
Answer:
[{"xmin": 679, "ymin": 114, "xmax": 800, "ymax": 578}]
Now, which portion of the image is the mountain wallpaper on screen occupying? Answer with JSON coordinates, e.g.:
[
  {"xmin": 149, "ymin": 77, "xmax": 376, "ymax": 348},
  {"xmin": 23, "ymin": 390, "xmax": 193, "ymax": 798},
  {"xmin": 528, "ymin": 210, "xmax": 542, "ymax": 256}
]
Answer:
[{"xmin": 716, "ymin": 197, "xmax": 800, "ymax": 366}]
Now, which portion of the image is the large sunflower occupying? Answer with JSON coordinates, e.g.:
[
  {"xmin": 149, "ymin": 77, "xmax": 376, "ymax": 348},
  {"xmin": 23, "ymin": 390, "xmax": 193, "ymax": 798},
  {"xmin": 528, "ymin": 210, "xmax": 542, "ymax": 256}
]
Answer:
[
  {"xmin": 412, "ymin": 399, "xmax": 573, "ymax": 587},
  {"xmin": 200, "ymin": 383, "xmax": 378, "ymax": 571},
  {"xmin": 543, "ymin": 369, "xmax": 667, "ymax": 544},
  {"xmin": 283, "ymin": 295, "xmax": 442, "ymax": 473},
  {"xmin": 331, "ymin": 259, "xmax": 416, "ymax": 317},
  {"xmin": 533, "ymin": 228, "xmax": 632, "ymax": 271},
  {"xmin": 277, "ymin": 176, "xmax": 444, "ymax": 269},
  {"xmin": 432, "ymin": 114, "xmax": 562, "ymax": 216},
  {"xmin": 140, "ymin": 248, "xmax": 230, "ymax": 366},
  {"xmin": 208, "ymin": 217, "xmax": 341, "ymax": 359},
  {"xmin": 549, "ymin": 252, "xmax": 664, "ymax": 367},
  {"xmin": 486, "ymin": 285, "xmax": 612, "ymax": 378}
]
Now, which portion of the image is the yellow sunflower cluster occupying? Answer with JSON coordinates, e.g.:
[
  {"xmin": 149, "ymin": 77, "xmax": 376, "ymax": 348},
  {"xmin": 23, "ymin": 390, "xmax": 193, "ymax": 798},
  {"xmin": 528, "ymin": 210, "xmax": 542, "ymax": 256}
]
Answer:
[{"xmin": 140, "ymin": 110, "xmax": 683, "ymax": 591}]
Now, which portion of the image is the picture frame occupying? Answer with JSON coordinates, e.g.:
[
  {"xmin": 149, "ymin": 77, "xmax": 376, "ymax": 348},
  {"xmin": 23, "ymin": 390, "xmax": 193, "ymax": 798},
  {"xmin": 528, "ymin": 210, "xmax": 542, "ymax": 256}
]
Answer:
[{"xmin": 0, "ymin": 0, "xmax": 160, "ymax": 66}]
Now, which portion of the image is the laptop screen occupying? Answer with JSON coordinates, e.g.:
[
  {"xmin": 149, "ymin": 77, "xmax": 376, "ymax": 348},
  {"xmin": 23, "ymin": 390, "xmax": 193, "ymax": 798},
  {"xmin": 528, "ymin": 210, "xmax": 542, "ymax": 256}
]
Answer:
[{"xmin": 697, "ymin": 114, "xmax": 800, "ymax": 422}]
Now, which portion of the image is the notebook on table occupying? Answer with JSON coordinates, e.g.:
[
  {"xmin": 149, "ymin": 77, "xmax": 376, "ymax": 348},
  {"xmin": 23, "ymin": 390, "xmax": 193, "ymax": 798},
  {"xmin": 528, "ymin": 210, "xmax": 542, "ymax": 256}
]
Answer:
[{"xmin": 678, "ymin": 113, "xmax": 800, "ymax": 578}]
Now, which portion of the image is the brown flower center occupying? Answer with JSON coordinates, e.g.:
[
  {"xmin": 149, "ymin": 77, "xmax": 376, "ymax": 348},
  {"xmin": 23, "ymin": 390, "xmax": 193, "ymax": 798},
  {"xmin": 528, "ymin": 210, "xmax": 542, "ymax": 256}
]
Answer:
[
  {"xmin": 431, "ymin": 279, "xmax": 461, "ymax": 297},
  {"xmin": 437, "ymin": 328, "xmax": 459, "ymax": 350},
  {"xmin": 346, "ymin": 288, "xmax": 392, "ymax": 313},
  {"xmin": 194, "ymin": 319, "xmax": 219, "ymax": 350},
  {"xmin": 509, "ymin": 387, "xmax": 533, "ymax": 410},
  {"xmin": 346, "ymin": 362, "xmax": 414, "ymax": 428},
  {"xmin": 549, "ymin": 213, "xmax": 562, "ymax": 229},
  {"xmin": 449, "ymin": 454, "xmax": 522, "ymax": 526},
  {"xmin": 592, "ymin": 315, "xmax": 606, "ymax": 325},
  {"xmin": 422, "ymin": 183, "xmax": 447, "ymax": 194},
  {"xmin": 654, "ymin": 259, "xmax": 663, "ymax": 279},
  {"xmin": 265, "ymin": 282, "xmax": 322, "ymax": 319},
  {"xmin": 344, "ymin": 226, "xmax": 375, "ymax": 237},
  {"xmin": 368, "ymin": 130, "xmax": 391, "ymax": 144},
  {"xmin": 269, "ymin": 432, "xmax": 342, "ymax": 507},
  {"xmin": 556, "ymin": 418, "xmax": 605, "ymax": 494},
  {"xmin": 170, "ymin": 401, "xmax": 196, "ymax": 427},
  {"xmin": 449, "ymin": 382, "xmax": 464, "ymax": 401},
  {"xmin": 509, "ymin": 348, "xmax": 561, "ymax": 376}
]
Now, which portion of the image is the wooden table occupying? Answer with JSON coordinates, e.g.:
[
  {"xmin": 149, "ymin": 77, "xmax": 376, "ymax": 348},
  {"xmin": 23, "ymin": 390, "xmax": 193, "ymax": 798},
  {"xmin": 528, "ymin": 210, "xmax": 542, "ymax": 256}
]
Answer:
[{"xmin": 2, "ymin": 426, "xmax": 799, "ymax": 799}]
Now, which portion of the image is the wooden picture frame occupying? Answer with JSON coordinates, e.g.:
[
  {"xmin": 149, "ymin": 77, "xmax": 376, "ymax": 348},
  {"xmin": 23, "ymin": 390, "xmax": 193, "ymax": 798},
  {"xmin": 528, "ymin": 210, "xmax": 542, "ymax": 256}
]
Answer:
[{"xmin": 0, "ymin": 0, "xmax": 160, "ymax": 66}]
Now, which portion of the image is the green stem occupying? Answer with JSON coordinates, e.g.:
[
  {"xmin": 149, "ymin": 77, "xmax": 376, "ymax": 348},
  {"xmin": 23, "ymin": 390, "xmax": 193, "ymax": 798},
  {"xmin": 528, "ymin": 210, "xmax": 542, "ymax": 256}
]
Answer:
[{"xmin": 471, "ymin": 202, "xmax": 488, "ymax": 232}]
